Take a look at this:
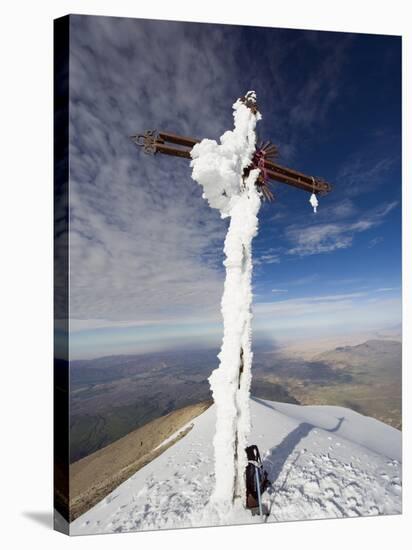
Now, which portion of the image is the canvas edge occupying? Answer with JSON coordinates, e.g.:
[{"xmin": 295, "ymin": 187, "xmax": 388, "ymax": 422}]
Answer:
[{"xmin": 53, "ymin": 13, "xmax": 70, "ymax": 536}]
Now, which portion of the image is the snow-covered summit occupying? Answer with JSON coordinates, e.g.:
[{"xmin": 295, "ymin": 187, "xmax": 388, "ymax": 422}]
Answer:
[{"xmin": 70, "ymin": 398, "xmax": 401, "ymax": 535}]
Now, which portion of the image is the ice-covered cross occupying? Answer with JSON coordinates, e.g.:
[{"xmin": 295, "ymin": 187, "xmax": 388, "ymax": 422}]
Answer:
[
  {"xmin": 132, "ymin": 91, "xmax": 332, "ymax": 515},
  {"xmin": 190, "ymin": 91, "xmax": 263, "ymax": 510}
]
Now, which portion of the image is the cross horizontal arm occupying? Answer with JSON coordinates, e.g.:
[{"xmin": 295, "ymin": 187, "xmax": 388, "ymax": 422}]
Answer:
[{"xmin": 131, "ymin": 130, "xmax": 332, "ymax": 196}]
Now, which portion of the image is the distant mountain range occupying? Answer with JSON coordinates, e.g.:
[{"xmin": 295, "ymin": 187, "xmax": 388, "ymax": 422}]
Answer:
[
  {"xmin": 263, "ymin": 339, "xmax": 401, "ymax": 429},
  {"xmin": 68, "ymin": 338, "xmax": 401, "ymax": 463},
  {"xmin": 313, "ymin": 339, "xmax": 401, "ymax": 370}
]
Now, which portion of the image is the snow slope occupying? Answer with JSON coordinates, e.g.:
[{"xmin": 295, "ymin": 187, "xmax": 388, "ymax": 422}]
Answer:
[{"xmin": 70, "ymin": 398, "xmax": 402, "ymax": 535}]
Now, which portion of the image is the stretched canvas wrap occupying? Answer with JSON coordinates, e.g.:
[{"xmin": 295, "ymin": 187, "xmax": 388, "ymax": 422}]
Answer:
[{"xmin": 54, "ymin": 14, "xmax": 402, "ymax": 536}]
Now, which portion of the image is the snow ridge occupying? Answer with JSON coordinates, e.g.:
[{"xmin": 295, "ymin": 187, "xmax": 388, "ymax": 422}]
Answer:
[{"xmin": 70, "ymin": 399, "xmax": 402, "ymax": 534}]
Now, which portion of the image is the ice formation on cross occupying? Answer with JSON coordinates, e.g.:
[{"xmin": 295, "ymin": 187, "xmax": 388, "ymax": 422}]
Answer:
[
  {"xmin": 190, "ymin": 91, "xmax": 262, "ymax": 509},
  {"xmin": 309, "ymin": 192, "xmax": 319, "ymax": 213}
]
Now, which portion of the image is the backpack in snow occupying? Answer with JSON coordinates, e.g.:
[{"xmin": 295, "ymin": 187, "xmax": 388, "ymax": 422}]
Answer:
[{"xmin": 245, "ymin": 444, "xmax": 269, "ymax": 511}]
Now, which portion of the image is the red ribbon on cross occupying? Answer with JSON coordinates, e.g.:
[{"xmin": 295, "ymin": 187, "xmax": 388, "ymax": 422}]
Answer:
[{"xmin": 252, "ymin": 148, "xmax": 268, "ymax": 183}]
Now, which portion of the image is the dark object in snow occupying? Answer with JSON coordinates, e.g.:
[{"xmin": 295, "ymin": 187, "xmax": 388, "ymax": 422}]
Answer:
[{"xmin": 245, "ymin": 445, "xmax": 270, "ymax": 514}]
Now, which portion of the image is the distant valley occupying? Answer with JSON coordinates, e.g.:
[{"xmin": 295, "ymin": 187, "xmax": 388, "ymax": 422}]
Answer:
[
  {"xmin": 68, "ymin": 338, "xmax": 401, "ymax": 463},
  {"xmin": 258, "ymin": 339, "xmax": 401, "ymax": 430},
  {"xmin": 69, "ymin": 349, "xmax": 297, "ymax": 462}
]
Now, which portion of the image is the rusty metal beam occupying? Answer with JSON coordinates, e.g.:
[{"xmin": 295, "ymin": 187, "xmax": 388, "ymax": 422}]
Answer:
[
  {"xmin": 131, "ymin": 130, "xmax": 332, "ymax": 195},
  {"xmin": 265, "ymin": 169, "xmax": 329, "ymax": 194},
  {"xmin": 264, "ymin": 159, "xmax": 328, "ymax": 191},
  {"xmin": 153, "ymin": 142, "xmax": 193, "ymax": 159},
  {"xmin": 158, "ymin": 131, "xmax": 200, "ymax": 148}
]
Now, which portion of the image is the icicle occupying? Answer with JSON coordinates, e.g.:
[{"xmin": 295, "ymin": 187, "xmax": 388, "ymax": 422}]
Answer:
[
  {"xmin": 309, "ymin": 176, "xmax": 319, "ymax": 213},
  {"xmin": 309, "ymin": 193, "xmax": 318, "ymax": 213}
]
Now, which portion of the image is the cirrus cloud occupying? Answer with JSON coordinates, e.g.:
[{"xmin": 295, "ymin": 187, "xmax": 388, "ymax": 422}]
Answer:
[{"xmin": 285, "ymin": 201, "xmax": 397, "ymax": 256}]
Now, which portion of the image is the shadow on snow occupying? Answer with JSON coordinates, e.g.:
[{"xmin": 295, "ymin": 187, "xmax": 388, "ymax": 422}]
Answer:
[{"xmin": 251, "ymin": 397, "xmax": 344, "ymax": 485}]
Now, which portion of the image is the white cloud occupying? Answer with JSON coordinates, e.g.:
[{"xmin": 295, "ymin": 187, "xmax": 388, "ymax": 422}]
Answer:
[
  {"xmin": 327, "ymin": 198, "xmax": 357, "ymax": 220},
  {"xmin": 285, "ymin": 201, "xmax": 398, "ymax": 256},
  {"xmin": 271, "ymin": 288, "xmax": 288, "ymax": 293},
  {"xmin": 286, "ymin": 222, "xmax": 360, "ymax": 255},
  {"xmin": 336, "ymin": 154, "xmax": 396, "ymax": 197},
  {"xmin": 368, "ymin": 236, "xmax": 384, "ymax": 248},
  {"xmin": 375, "ymin": 287, "xmax": 399, "ymax": 292},
  {"xmin": 255, "ymin": 253, "xmax": 280, "ymax": 265},
  {"xmin": 253, "ymin": 292, "xmax": 401, "ymax": 337},
  {"xmin": 66, "ymin": 16, "xmax": 252, "ymax": 324},
  {"xmin": 257, "ymin": 292, "xmax": 367, "ymax": 315}
]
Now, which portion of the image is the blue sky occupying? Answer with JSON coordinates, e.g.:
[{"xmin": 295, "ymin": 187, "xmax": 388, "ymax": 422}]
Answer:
[{"xmin": 64, "ymin": 16, "xmax": 401, "ymax": 359}]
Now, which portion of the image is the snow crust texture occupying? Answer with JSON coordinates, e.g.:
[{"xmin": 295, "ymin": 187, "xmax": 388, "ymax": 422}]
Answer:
[{"xmin": 71, "ymin": 399, "xmax": 402, "ymax": 535}]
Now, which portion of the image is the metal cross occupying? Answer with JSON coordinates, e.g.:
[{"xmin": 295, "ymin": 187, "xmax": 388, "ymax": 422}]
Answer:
[{"xmin": 131, "ymin": 96, "xmax": 332, "ymax": 201}]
